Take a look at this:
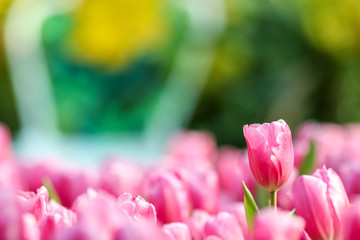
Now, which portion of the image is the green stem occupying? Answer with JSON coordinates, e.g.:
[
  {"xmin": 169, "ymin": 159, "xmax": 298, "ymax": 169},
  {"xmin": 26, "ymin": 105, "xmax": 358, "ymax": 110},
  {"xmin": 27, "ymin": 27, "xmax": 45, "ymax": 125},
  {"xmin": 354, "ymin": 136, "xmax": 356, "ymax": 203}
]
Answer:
[{"xmin": 269, "ymin": 191, "xmax": 277, "ymax": 209}]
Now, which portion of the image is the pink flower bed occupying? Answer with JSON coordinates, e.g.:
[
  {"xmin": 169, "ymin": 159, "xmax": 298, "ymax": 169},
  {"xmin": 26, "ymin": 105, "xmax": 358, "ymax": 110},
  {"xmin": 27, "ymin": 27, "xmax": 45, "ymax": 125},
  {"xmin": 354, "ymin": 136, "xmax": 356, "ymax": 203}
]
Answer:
[{"xmin": 0, "ymin": 120, "xmax": 359, "ymax": 240}]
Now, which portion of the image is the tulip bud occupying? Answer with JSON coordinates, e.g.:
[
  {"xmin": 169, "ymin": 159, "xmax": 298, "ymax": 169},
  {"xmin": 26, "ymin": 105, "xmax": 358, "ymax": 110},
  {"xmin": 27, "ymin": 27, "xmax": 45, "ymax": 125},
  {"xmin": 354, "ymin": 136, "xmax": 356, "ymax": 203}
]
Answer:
[
  {"xmin": 243, "ymin": 119, "xmax": 294, "ymax": 192},
  {"xmin": 253, "ymin": 208, "xmax": 305, "ymax": 240},
  {"xmin": 291, "ymin": 166, "xmax": 349, "ymax": 240}
]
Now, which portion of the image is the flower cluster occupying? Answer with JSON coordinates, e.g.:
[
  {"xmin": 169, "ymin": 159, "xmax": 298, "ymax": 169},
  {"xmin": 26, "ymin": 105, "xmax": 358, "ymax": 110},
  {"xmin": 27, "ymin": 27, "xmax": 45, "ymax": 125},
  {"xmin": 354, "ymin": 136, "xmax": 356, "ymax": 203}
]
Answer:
[{"xmin": 0, "ymin": 120, "xmax": 359, "ymax": 240}]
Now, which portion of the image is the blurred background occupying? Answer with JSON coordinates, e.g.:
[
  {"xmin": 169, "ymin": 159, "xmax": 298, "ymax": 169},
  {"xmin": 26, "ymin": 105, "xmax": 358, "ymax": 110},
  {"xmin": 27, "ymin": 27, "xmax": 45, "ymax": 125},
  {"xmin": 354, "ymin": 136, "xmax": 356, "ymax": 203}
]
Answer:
[{"xmin": 1, "ymin": 0, "xmax": 360, "ymax": 163}]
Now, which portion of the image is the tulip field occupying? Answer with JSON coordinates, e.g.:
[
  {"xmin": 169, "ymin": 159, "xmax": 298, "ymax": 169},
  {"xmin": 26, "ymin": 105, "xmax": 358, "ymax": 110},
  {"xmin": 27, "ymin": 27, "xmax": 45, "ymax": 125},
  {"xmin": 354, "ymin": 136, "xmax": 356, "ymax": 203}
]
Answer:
[{"xmin": 0, "ymin": 120, "xmax": 359, "ymax": 240}]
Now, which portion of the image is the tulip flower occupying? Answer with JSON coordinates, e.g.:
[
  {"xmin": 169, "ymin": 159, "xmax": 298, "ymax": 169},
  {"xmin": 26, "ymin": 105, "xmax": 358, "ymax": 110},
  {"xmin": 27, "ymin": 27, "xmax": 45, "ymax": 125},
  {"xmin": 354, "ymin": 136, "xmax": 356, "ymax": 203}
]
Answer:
[
  {"xmin": 243, "ymin": 119, "xmax": 294, "ymax": 206},
  {"xmin": 216, "ymin": 147, "xmax": 255, "ymax": 201},
  {"xmin": 166, "ymin": 131, "xmax": 217, "ymax": 166},
  {"xmin": 186, "ymin": 210, "xmax": 211, "ymax": 240},
  {"xmin": 0, "ymin": 124, "xmax": 13, "ymax": 162},
  {"xmin": 222, "ymin": 203, "xmax": 251, "ymax": 240},
  {"xmin": 162, "ymin": 223, "xmax": 192, "ymax": 240},
  {"xmin": 116, "ymin": 193, "xmax": 157, "ymax": 224},
  {"xmin": 17, "ymin": 186, "xmax": 49, "ymax": 221},
  {"xmin": 142, "ymin": 169, "xmax": 191, "ymax": 223},
  {"xmin": 0, "ymin": 186, "xmax": 24, "ymax": 239},
  {"xmin": 203, "ymin": 212, "xmax": 244, "ymax": 240},
  {"xmin": 253, "ymin": 208, "xmax": 305, "ymax": 240},
  {"xmin": 340, "ymin": 200, "xmax": 360, "ymax": 240},
  {"xmin": 99, "ymin": 159, "xmax": 142, "ymax": 197},
  {"xmin": 179, "ymin": 166, "xmax": 220, "ymax": 214},
  {"xmin": 39, "ymin": 200, "xmax": 76, "ymax": 239},
  {"xmin": 291, "ymin": 166, "xmax": 349, "ymax": 240}
]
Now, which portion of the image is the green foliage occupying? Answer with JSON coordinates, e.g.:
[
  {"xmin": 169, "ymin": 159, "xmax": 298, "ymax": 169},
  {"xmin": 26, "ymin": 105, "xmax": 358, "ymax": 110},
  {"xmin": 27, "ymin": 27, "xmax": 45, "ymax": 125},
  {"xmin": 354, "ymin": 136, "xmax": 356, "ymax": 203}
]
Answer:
[
  {"xmin": 42, "ymin": 178, "xmax": 62, "ymax": 204},
  {"xmin": 243, "ymin": 181, "xmax": 259, "ymax": 232},
  {"xmin": 299, "ymin": 141, "xmax": 315, "ymax": 175}
]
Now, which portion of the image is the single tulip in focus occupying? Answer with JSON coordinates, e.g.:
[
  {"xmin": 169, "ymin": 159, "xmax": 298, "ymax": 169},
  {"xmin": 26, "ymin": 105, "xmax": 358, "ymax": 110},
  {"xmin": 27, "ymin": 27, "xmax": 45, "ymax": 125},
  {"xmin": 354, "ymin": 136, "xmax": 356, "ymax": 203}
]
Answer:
[
  {"xmin": 243, "ymin": 119, "xmax": 294, "ymax": 192},
  {"xmin": 291, "ymin": 166, "xmax": 349, "ymax": 240}
]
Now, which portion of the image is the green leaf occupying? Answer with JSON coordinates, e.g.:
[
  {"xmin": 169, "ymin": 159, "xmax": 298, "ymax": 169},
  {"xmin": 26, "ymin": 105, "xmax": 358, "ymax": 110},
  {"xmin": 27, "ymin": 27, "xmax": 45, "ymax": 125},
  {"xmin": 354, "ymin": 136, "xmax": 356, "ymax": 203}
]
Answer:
[
  {"xmin": 288, "ymin": 209, "xmax": 296, "ymax": 215},
  {"xmin": 299, "ymin": 141, "xmax": 315, "ymax": 175},
  {"xmin": 42, "ymin": 177, "xmax": 62, "ymax": 204},
  {"xmin": 243, "ymin": 181, "xmax": 258, "ymax": 232}
]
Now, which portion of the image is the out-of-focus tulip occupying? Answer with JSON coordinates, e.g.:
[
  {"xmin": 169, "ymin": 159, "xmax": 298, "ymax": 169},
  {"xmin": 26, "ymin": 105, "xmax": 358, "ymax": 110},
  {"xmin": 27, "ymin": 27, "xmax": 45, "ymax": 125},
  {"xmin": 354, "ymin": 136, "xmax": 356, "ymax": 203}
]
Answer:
[
  {"xmin": 341, "ymin": 200, "xmax": 360, "ymax": 240},
  {"xmin": 166, "ymin": 131, "xmax": 217, "ymax": 166},
  {"xmin": 294, "ymin": 122, "xmax": 347, "ymax": 171},
  {"xmin": 0, "ymin": 161, "xmax": 22, "ymax": 190},
  {"xmin": 180, "ymin": 166, "xmax": 220, "ymax": 214},
  {"xmin": 143, "ymin": 169, "xmax": 191, "ymax": 223},
  {"xmin": 99, "ymin": 159, "xmax": 142, "ymax": 197},
  {"xmin": 114, "ymin": 220, "xmax": 166, "ymax": 240},
  {"xmin": 253, "ymin": 208, "xmax": 305, "ymax": 240},
  {"xmin": 51, "ymin": 169, "xmax": 99, "ymax": 208},
  {"xmin": 216, "ymin": 147, "xmax": 255, "ymax": 201},
  {"xmin": 71, "ymin": 189, "xmax": 123, "ymax": 239},
  {"xmin": 186, "ymin": 210, "xmax": 211, "ymax": 240},
  {"xmin": 203, "ymin": 212, "xmax": 244, "ymax": 240},
  {"xmin": 291, "ymin": 166, "xmax": 349, "ymax": 240},
  {"xmin": 39, "ymin": 200, "xmax": 76, "ymax": 240},
  {"xmin": 22, "ymin": 213, "xmax": 40, "ymax": 240},
  {"xmin": 243, "ymin": 119, "xmax": 294, "ymax": 192},
  {"xmin": 19, "ymin": 161, "xmax": 58, "ymax": 192},
  {"xmin": 116, "ymin": 193, "xmax": 156, "ymax": 224},
  {"xmin": 162, "ymin": 223, "xmax": 191, "ymax": 240},
  {"xmin": 222, "ymin": 203, "xmax": 251, "ymax": 240},
  {"xmin": 277, "ymin": 169, "xmax": 298, "ymax": 210},
  {"xmin": 17, "ymin": 186, "xmax": 49, "ymax": 221},
  {"xmin": 0, "ymin": 186, "xmax": 23, "ymax": 240},
  {"xmin": 338, "ymin": 162, "xmax": 360, "ymax": 200},
  {"xmin": 0, "ymin": 124, "xmax": 13, "ymax": 162}
]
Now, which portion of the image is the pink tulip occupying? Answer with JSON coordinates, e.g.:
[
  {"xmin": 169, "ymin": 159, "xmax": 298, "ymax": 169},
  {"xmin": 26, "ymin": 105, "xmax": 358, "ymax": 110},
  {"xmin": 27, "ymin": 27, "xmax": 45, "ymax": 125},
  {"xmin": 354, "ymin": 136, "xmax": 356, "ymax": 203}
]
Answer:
[
  {"xmin": 277, "ymin": 169, "xmax": 298, "ymax": 210},
  {"xmin": 114, "ymin": 220, "xmax": 166, "ymax": 240},
  {"xmin": 179, "ymin": 166, "xmax": 220, "ymax": 214},
  {"xmin": 253, "ymin": 208, "xmax": 305, "ymax": 240},
  {"xmin": 142, "ymin": 169, "xmax": 191, "ymax": 223},
  {"xmin": 340, "ymin": 200, "xmax": 360, "ymax": 240},
  {"xmin": 99, "ymin": 159, "xmax": 142, "ymax": 197},
  {"xmin": 216, "ymin": 147, "xmax": 255, "ymax": 201},
  {"xmin": 0, "ymin": 161, "xmax": 22, "ymax": 190},
  {"xmin": 17, "ymin": 186, "xmax": 49, "ymax": 221},
  {"xmin": 0, "ymin": 186, "xmax": 24, "ymax": 240},
  {"xmin": 20, "ymin": 161, "xmax": 58, "ymax": 192},
  {"xmin": 186, "ymin": 210, "xmax": 211, "ymax": 240},
  {"xmin": 294, "ymin": 122, "xmax": 347, "ymax": 170},
  {"xmin": 116, "ymin": 193, "xmax": 157, "ymax": 224},
  {"xmin": 243, "ymin": 119, "xmax": 294, "ymax": 191},
  {"xmin": 203, "ymin": 212, "xmax": 244, "ymax": 240},
  {"xmin": 71, "ymin": 189, "xmax": 124, "ymax": 239},
  {"xmin": 39, "ymin": 200, "xmax": 76, "ymax": 239},
  {"xmin": 0, "ymin": 124, "xmax": 13, "ymax": 162},
  {"xmin": 51, "ymin": 169, "xmax": 99, "ymax": 208},
  {"xmin": 22, "ymin": 213, "xmax": 40, "ymax": 240},
  {"xmin": 162, "ymin": 223, "xmax": 191, "ymax": 240},
  {"xmin": 222, "ymin": 203, "xmax": 251, "ymax": 240},
  {"xmin": 166, "ymin": 131, "xmax": 217, "ymax": 166},
  {"xmin": 291, "ymin": 166, "xmax": 349, "ymax": 240}
]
